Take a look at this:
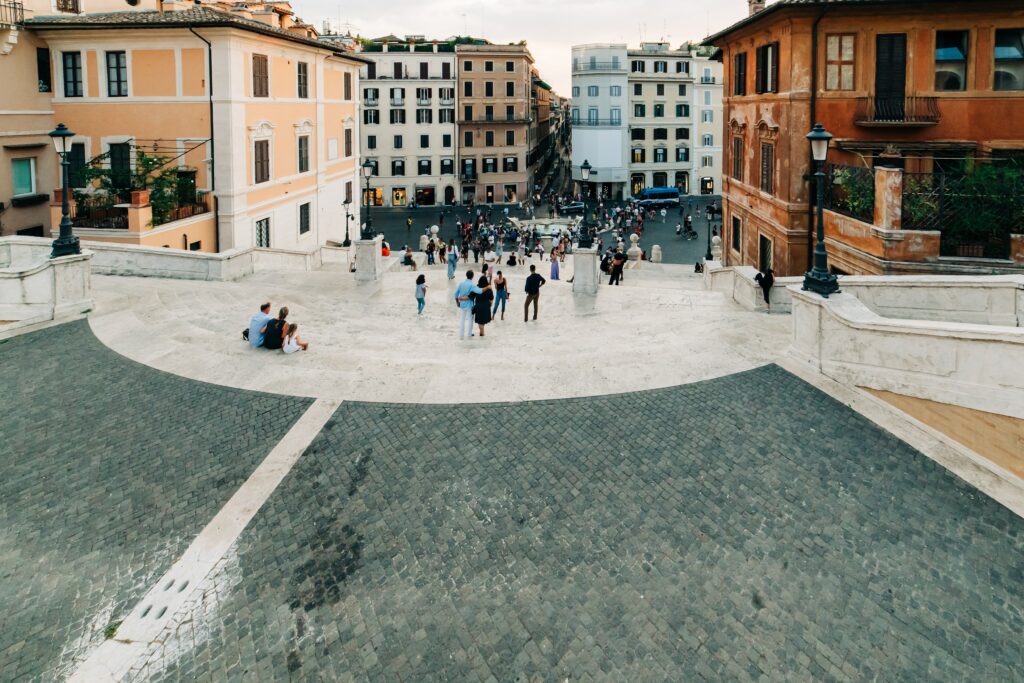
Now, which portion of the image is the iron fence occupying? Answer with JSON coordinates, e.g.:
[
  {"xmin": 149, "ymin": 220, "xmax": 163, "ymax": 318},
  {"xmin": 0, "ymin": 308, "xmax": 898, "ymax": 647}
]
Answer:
[
  {"xmin": 903, "ymin": 168, "xmax": 1024, "ymax": 259},
  {"xmin": 822, "ymin": 163, "xmax": 875, "ymax": 224}
]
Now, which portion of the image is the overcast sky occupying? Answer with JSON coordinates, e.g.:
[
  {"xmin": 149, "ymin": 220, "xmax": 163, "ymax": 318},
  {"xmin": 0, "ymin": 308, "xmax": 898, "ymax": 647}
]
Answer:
[{"xmin": 300, "ymin": 0, "xmax": 753, "ymax": 94}]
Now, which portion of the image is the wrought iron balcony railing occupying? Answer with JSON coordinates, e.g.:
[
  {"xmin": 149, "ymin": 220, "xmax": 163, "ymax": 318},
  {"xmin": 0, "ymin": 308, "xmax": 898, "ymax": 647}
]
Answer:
[
  {"xmin": 855, "ymin": 96, "xmax": 940, "ymax": 126},
  {"xmin": 572, "ymin": 61, "xmax": 626, "ymax": 73},
  {"xmin": 0, "ymin": 0, "xmax": 23, "ymax": 26}
]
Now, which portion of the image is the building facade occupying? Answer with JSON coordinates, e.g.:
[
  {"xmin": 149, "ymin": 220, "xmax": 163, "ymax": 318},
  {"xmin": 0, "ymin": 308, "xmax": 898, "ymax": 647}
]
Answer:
[
  {"xmin": 569, "ymin": 44, "xmax": 629, "ymax": 200},
  {"xmin": 455, "ymin": 43, "xmax": 534, "ymax": 205},
  {"xmin": 357, "ymin": 40, "xmax": 457, "ymax": 207},
  {"xmin": 705, "ymin": 0, "xmax": 1024, "ymax": 276}
]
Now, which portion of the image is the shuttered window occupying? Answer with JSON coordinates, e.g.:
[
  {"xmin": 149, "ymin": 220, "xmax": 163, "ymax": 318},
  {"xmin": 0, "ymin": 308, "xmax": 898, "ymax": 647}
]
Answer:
[
  {"xmin": 254, "ymin": 139, "xmax": 270, "ymax": 183},
  {"xmin": 755, "ymin": 43, "xmax": 779, "ymax": 94},
  {"xmin": 344, "ymin": 72, "xmax": 352, "ymax": 100},
  {"xmin": 732, "ymin": 137, "xmax": 743, "ymax": 182},
  {"xmin": 759, "ymin": 143, "xmax": 774, "ymax": 194},
  {"xmin": 297, "ymin": 62, "xmax": 309, "ymax": 98},
  {"xmin": 297, "ymin": 135, "xmax": 309, "ymax": 173},
  {"xmin": 733, "ymin": 52, "xmax": 747, "ymax": 95},
  {"xmin": 344, "ymin": 128, "xmax": 353, "ymax": 157},
  {"xmin": 252, "ymin": 54, "xmax": 269, "ymax": 97}
]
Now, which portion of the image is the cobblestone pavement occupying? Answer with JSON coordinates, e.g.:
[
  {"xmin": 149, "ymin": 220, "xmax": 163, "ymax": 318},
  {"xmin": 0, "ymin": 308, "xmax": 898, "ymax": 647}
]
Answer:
[
  {"xmin": 140, "ymin": 365, "xmax": 1024, "ymax": 682},
  {"xmin": 0, "ymin": 321, "xmax": 311, "ymax": 682}
]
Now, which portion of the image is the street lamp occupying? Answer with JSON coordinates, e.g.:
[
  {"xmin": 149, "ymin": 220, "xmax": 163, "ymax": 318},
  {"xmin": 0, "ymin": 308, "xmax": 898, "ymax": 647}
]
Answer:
[
  {"xmin": 802, "ymin": 123, "xmax": 839, "ymax": 297},
  {"xmin": 48, "ymin": 123, "xmax": 80, "ymax": 258},
  {"xmin": 578, "ymin": 159, "xmax": 593, "ymax": 249},
  {"xmin": 704, "ymin": 204, "xmax": 714, "ymax": 261},
  {"xmin": 360, "ymin": 159, "xmax": 375, "ymax": 240},
  {"xmin": 342, "ymin": 198, "xmax": 353, "ymax": 247}
]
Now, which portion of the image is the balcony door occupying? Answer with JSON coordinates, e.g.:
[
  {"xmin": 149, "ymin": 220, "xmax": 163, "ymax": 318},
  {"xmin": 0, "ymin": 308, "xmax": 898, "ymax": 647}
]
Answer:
[{"xmin": 875, "ymin": 34, "xmax": 907, "ymax": 120}]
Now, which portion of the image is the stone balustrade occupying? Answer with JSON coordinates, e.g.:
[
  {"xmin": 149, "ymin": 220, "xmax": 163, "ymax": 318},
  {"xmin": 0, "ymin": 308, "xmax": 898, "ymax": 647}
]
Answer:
[{"xmin": 0, "ymin": 236, "xmax": 93, "ymax": 338}]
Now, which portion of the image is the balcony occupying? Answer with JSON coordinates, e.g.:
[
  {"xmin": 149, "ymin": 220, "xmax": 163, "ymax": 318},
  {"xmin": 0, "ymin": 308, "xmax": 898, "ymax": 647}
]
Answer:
[
  {"xmin": 573, "ymin": 118, "xmax": 623, "ymax": 128},
  {"xmin": 416, "ymin": 98, "xmax": 431, "ymax": 106},
  {"xmin": 55, "ymin": 0, "xmax": 78, "ymax": 12},
  {"xmin": 364, "ymin": 98, "xmax": 379, "ymax": 107},
  {"xmin": 390, "ymin": 98, "xmax": 405, "ymax": 106},
  {"xmin": 572, "ymin": 61, "xmax": 626, "ymax": 73},
  {"xmin": 0, "ymin": 0, "xmax": 23, "ymax": 27},
  {"xmin": 460, "ymin": 172, "xmax": 477, "ymax": 183},
  {"xmin": 439, "ymin": 98, "xmax": 454, "ymax": 106},
  {"xmin": 855, "ymin": 96, "xmax": 940, "ymax": 127},
  {"xmin": 700, "ymin": 76, "xmax": 716, "ymax": 84}
]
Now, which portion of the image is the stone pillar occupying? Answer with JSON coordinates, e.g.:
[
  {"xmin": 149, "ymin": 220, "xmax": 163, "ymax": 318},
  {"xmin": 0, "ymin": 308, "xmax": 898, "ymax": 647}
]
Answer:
[
  {"xmin": 418, "ymin": 234, "xmax": 429, "ymax": 251},
  {"xmin": 711, "ymin": 235, "xmax": 723, "ymax": 260},
  {"xmin": 1010, "ymin": 234, "xmax": 1024, "ymax": 265},
  {"xmin": 650, "ymin": 245, "xmax": 662, "ymax": 263},
  {"xmin": 353, "ymin": 235, "xmax": 384, "ymax": 282},
  {"xmin": 626, "ymin": 233, "xmax": 642, "ymax": 262},
  {"xmin": 874, "ymin": 166, "xmax": 903, "ymax": 230},
  {"xmin": 572, "ymin": 247, "xmax": 599, "ymax": 295},
  {"xmin": 127, "ymin": 190, "xmax": 153, "ymax": 232},
  {"xmin": 49, "ymin": 188, "xmax": 76, "ymax": 234}
]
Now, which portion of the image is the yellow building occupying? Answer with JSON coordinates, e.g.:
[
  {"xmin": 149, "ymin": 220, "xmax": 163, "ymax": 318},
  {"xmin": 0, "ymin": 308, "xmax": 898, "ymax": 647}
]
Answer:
[{"xmin": 17, "ymin": 1, "xmax": 364, "ymax": 251}]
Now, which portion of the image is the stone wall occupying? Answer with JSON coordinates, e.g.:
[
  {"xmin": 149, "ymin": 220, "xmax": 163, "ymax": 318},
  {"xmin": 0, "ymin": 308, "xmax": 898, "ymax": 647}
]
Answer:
[{"xmin": 0, "ymin": 236, "xmax": 93, "ymax": 338}]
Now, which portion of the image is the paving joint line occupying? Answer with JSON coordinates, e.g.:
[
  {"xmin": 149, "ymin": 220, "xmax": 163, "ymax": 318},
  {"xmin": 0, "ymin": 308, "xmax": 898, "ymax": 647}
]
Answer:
[{"xmin": 67, "ymin": 397, "xmax": 340, "ymax": 682}]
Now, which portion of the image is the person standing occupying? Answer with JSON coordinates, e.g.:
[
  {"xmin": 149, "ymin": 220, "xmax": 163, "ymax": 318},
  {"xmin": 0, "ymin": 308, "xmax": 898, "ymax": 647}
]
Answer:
[
  {"xmin": 524, "ymin": 265, "xmax": 546, "ymax": 322},
  {"xmin": 406, "ymin": 216, "xmax": 413, "ymax": 233},
  {"xmin": 447, "ymin": 242, "xmax": 460, "ymax": 279},
  {"xmin": 454, "ymin": 270, "xmax": 482, "ymax": 339},
  {"xmin": 492, "ymin": 270, "xmax": 508, "ymax": 320},
  {"xmin": 754, "ymin": 268, "xmax": 775, "ymax": 311},
  {"xmin": 550, "ymin": 248, "xmax": 560, "ymax": 280},
  {"xmin": 473, "ymin": 275, "xmax": 494, "ymax": 336},
  {"xmin": 609, "ymin": 250, "xmax": 625, "ymax": 286},
  {"xmin": 415, "ymin": 274, "xmax": 427, "ymax": 316}
]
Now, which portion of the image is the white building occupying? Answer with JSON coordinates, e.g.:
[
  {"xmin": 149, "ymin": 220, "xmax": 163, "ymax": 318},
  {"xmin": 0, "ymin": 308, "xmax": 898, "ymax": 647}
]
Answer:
[
  {"xmin": 357, "ymin": 42, "xmax": 458, "ymax": 207},
  {"xmin": 570, "ymin": 41, "xmax": 723, "ymax": 201}
]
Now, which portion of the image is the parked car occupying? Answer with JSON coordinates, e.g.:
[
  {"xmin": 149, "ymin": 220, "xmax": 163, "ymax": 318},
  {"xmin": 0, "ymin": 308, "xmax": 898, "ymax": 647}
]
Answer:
[{"xmin": 560, "ymin": 201, "xmax": 585, "ymax": 214}]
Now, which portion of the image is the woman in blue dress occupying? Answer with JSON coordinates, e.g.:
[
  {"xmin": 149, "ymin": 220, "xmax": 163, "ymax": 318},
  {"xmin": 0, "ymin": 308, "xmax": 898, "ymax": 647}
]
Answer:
[{"xmin": 550, "ymin": 248, "xmax": 560, "ymax": 280}]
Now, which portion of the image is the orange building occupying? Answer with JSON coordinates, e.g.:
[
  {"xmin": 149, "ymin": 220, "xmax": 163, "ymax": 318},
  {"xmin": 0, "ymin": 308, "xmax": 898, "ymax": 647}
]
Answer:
[{"xmin": 704, "ymin": 0, "xmax": 1024, "ymax": 276}]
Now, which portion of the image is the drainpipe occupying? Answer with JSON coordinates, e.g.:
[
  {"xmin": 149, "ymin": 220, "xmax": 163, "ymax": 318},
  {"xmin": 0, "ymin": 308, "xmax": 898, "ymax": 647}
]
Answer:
[
  {"xmin": 189, "ymin": 26, "xmax": 219, "ymax": 252},
  {"xmin": 807, "ymin": 9, "xmax": 828, "ymax": 271}
]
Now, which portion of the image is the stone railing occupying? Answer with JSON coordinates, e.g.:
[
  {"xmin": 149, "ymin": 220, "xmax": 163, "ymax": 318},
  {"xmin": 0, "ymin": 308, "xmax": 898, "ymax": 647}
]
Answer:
[
  {"xmin": 0, "ymin": 236, "xmax": 92, "ymax": 338},
  {"xmin": 789, "ymin": 286, "xmax": 1024, "ymax": 421},
  {"xmin": 702, "ymin": 260, "xmax": 800, "ymax": 312}
]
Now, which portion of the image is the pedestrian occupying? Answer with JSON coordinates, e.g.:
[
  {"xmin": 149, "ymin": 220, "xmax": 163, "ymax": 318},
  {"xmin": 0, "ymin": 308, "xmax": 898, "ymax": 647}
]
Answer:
[
  {"xmin": 524, "ymin": 264, "xmax": 546, "ymax": 322},
  {"xmin": 406, "ymin": 216, "xmax": 412, "ymax": 233},
  {"xmin": 550, "ymin": 248, "xmax": 560, "ymax": 280},
  {"xmin": 492, "ymin": 270, "xmax": 508, "ymax": 320},
  {"xmin": 609, "ymin": 250, "xmax": 625, "ymax": 286},
  {"xmin": 454, "ymin": 270, "xmax": 483, "ymax": 339},
  {"xmin": 426, "ymin": 240, "xmax": 436, "ymax": 265},
  {"xmin": 474, "ymin": 275, "xmax": 494, "ymax": 336},
  {"xmin": 447, "ymin": 242, "xmax": 459, "ymax": 279},
  {"xmin": 754, "ymin": 267, "xmax": 775, "ymax": 311},
  {"xmin": 402, "ymin": 246, "xmax": 418, "ymax": 271},
  {"xmin": 244, "ymin": 301, "xmax": 272, "ymax": 347},
  {"xmin": 415, "ymin": 274, "xmax": 427, "ymax": 316}
]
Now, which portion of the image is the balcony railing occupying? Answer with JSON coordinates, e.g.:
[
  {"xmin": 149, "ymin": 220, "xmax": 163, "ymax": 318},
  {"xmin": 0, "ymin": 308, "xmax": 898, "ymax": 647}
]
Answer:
[
  {"xmin": 0, "ymin": 0, "xmax": 24, "ymax": 26},
  {"xmin": 439, "ymin": 98, "xmax": 454, "ymax": 106},
  {"xmin": 460, "ymin": 173, "xmax": 477, "ymax": 182},
  {"xmin": 390, "ymin": 98, "xmax": 404, "ymax": 106},
  {"xmin": 55, "ymin": 0, "xmax": 78, "ymax": 12},
  {"xmin": 855, "ymin": 96, "xmax": 940, "ymax": 126},
  {"xmin": 573, "ymin": 119, "xmax": 623, "ymax": 127},
  {"xmin": 416, "ymin": 98, "xmax": 431, "ymax": 106},
  {"xmin": 700, "ymin": 76, "xmax": 716, "ymax": 84},
  {"xmin": 364, "ymin": 98, "xmax": 379, "ymax": 107},
  {"xmin": 572, "ymin": 61, "xmax": 626, "ymax": 73}
]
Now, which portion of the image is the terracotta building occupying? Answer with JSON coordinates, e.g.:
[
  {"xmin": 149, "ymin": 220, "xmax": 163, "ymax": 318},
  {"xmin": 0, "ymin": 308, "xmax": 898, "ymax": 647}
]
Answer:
[
  {"xmin": 704, "ymin": 0, "xmax": 1024, "ymax": 276},
  {"xmin": 455, "ymin": 43, "xmax": 534, "ymax": 204}
]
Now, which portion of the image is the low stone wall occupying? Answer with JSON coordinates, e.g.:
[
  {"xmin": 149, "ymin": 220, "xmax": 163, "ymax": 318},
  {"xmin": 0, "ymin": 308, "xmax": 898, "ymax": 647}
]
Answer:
[
  {"xmin": 840, "ymin": 275, "xmax": 1023, "ymax": 327},
  {"xmin": 0, "ymin": 236, "xmax": 93, "ymax": 338},
  {"xmin": 703, "ymin": 261, "xmax": 800, "ymax": 312},
  {"xmin": 789, "ymin": 286, "xmax": 1024, "ymax": 421}
]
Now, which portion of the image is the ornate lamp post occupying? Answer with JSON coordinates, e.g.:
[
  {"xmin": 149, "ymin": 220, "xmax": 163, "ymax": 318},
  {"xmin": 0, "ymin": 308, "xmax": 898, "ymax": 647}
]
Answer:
[
  {"xmin": 48, "ymin": 123, "xmax": 80, "ymax": 258},
  {"xmin": 704, "ymin": 205, "xmax": 714, "ymax": 261},
  {"xmin": 342, "ymin": 198, "xmax": 353, "ymax": 247},
  {"xmin": 578, "ymin": 159, "xmax": 594, "ymax": 249},
  {"xmin": 802, "ymin": 123, "xmax": 839, "ymax": 297},
  {"xmin": 360, "ymin": 159, "xmax": 375, "ymax": 240}
]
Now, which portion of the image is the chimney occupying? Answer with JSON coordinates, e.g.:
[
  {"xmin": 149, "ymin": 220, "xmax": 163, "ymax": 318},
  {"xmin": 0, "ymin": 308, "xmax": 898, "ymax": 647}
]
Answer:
[{"xmin": 749, "ymin": 0, "xmax": 766, "ymax": 15}]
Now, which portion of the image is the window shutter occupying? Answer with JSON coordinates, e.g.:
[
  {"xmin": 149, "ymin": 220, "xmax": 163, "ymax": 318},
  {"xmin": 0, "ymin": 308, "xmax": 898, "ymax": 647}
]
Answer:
[
  {"xmin": 770, "ymin": 42, "xmax": 780, "ymax": 93},
  {"xmin": 755, "ymin": 46, "xmax": 765, "ymax": 93}
]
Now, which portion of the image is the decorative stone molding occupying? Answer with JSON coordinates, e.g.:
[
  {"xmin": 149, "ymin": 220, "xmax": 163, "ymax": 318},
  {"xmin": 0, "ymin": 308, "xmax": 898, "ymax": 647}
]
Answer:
[
  {"xmin": 293, "ymin": 119, "xmax": 314, "ymax": 134},
  {"xmin": 755, "ymin": 118, "xmax": 779, "ymax": 141},
  {"xmin": 247, "ymin": 121, "xmax": 276, "ymax": 140},
  {"xmin": 728, "ymin": 118, "xmax": 747, "ymax": 135}
]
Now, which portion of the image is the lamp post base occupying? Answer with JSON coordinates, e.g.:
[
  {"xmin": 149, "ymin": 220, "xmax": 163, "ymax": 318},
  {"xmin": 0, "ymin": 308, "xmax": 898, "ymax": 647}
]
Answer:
[
  {"xmin": 802, "ymin": 269, "xmax": 840, "ymax": 297},
  {"xmin": 50, "ymin": 234, "xmax": 81, "ymax": 259}
]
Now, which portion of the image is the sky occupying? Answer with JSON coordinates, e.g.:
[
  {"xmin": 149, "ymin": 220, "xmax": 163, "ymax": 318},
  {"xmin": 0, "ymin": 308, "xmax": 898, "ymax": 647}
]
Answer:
[{"xmin": 299, "ymin": 0, "xmax": 754, "ymax": 94}]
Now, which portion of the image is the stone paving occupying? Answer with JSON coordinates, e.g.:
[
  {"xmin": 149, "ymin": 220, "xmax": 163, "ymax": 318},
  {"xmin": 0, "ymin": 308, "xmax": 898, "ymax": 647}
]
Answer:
[
  {"xmin": 0, "ymin": 321, "xmax": 311, "ymax": 682},
  {"xmin": 132, "ymin": 365, "xmax": 1024, "ymax": 682}
]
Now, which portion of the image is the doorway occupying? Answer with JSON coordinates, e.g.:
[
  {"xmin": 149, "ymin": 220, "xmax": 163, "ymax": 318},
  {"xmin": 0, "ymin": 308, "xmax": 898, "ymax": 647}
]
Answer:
[
  {"xmin": 444, "ymin": 185, "xmax": 455, "ymax": 204},
  {"xmin": 758, "ymin": 234, "xmax": 773, "ymax": 272},
  {"xmin": 875, "ymin": 34, "xmax": 907, "ymax": 121},
  {"xmin": 392, "ymin": 187, "xmax": 407, "ymax": 206},
  {"xmin": 415, "ymin": 187, "xmax": 436, "ymax": 206}
]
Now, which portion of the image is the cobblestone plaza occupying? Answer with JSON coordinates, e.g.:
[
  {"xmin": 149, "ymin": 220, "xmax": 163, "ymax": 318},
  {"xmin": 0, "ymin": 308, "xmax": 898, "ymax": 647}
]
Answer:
[{"xmin": 2, "ymin": 320, "xmax": 1022, "ymax": 681}]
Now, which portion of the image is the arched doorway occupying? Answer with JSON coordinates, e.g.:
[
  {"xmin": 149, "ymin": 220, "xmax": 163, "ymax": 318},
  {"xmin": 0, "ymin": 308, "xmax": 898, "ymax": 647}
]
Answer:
[{"xmin": 444, "ymin": 185, "xmax": 455, "ymax": 205}]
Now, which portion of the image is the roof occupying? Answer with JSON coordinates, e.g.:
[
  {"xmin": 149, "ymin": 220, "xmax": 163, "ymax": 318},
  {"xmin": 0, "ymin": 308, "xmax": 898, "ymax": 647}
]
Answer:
[
  {"xmin": 701, "ymin": 0, "xmax": 969, "ymax": 45},
  {"xmin": 25, "ymin": 8, "xmax": 372, "ymax": 63}
]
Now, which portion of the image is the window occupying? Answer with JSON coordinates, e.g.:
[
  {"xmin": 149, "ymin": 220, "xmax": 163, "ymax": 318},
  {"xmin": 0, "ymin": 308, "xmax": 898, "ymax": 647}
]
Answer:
[
  {"xmin": 298, "ymin": 135, "xmax": 310, "ymax": 173},
  {"xmin": 393, "ymin": 62, "xmax": 403, "ymax": 79},
  {"xmin": 632, "ymin": 148, "xmax": 645, "ymax": 163},
  {"xmin": 390, "ymin": 109, "xmax": 406, "ymax": 124},
  {"xmin": 463, "ymin": 60, "xmax": 472, "ymax": 72},
  {"xmin": 62, "ymin": 51, "xmax": 82, "ymax": 97},
  {"xmin": 505, "ymin": 105, "xmax": 514, "ymax": 120},
  {"xmin": 109, "ymin": 143, "xmax": 131, "ymax": 188},
  {"xmin": 367, "ymin": 135, "xmax": 377, "ymax": 150},
  {"xmin": 759, "ymin": 143, "xmax": 774, "ymax": 194},
  {"xmin": 345, "ymin": 181, "xmax": 352, "ymax": 204},
  {"xmin": 631, "ymin": 60, "xmax": 645, "ymax": 73},
  {"xmin": 442, "ymin": 134, "xmax": 452, "ymax": 148},
  {"xmin": 106, "ymin": 51, "xmax": 127, "ymax": 97},
  {"xmin": 439, "ymin": 87, "xmax": 454, "ymax": 102},
  {"xmin": 731, "ymin": 216, "xmax": 741, "ymax": 252},
  {"xmin": 678, "ymin": 84, "xmax": 687, "ymax": 96},
  {"xmin": 483, "ymin": 157, "xmax": 497, "ymax": 173},
  {"xmin": 654, "ymin": 61, "xmax": 667, "ymax": 73},
  {"xmin": 571, "ymin": 107, "xmax": 580, "ymax": 124},
  {"xmin": 416, "ymin": 87, "xmax": 431, "ymax": 103},
  {"xmin": 367, "ymin": 62, "xmax": 376, "ymax": 80},
  {"xmin": 676, "ymin": 61, "xmax": 689, "ymax": 74},
  {"xmin": 994, "ymin": 29, "xmax": 1024, "ymax": 90},
  {"xmin": 254, "ymin": 139, "xmax": 270, "ymax": 183},
  {"xmin": 933, "ymin": 31, "xmax": 968, "ymax": 92},
  {"xmin": 364, "ymin": 109, "xmax": 380, "ymax": 124},
  {"xmin": 676, "ymin": 104, "xmax": 690, "ymax": 117},
  {"xmin": 675, "ymin": 127, "xmax": 689, "ymax": 140},
  {"xmin": 732, "ymin": 137, "xmax": 743, "ymax": 181},
  {"xmin": 255, "ymin": 217, "xmax": 270, "ymax": 248},
  {"xmin": 364, "ymin": 87, "xmax": 379, "ymax": 104},
  {"xmin": 297, "ymin": 62, "xmax": 309, "ymax": 98},
  {"xmin": 37, "ymin": 48, "xmax": 52, "ymax": 93},
  {"xmin": 68, "ymin": 143, "xmax": 86, "ymax": 188},
  {"xmin": 464, "ymin": 130, "xmax": 473, "ymax": 147},
  {"xmin": 702, "ymin": 155, "xmax": 713, "ymax": 168},
  {"xmin": 825, "ymin": 34, "xmax": 855, "ymax": 91},
  {"xmin": 506, "ymin": 81, "xmax": 514, "ymax": 96},
  {"xmin": 610, "ymin": 108, "xmax": 621, "ymax": 125},
  {"xmin": 702, "ymin": 110, "xmax": 713, "ymax": 123},
  {"xmin": 506, "ymin": 130, "xmax": 515, "ymax": 145},
  {"xmin": 441, "ymin": 158, "xmax": 454, "ymax": 174},
  {"xmin": 485, "ymin": 131, "xmax": 494, "ymax": 146},
  {"xmin": 654, "ymin": 148, "xmax": 667, "ymax": 163},
  {"xmin": 653, "ymin": 128, "xmax": 668, "ymax": 140},
  {"xmin": 464, "ymin": 81, "xmax": 473, "ymax": 97},
  {"xmin": 443, "ymin": 63, "xmax": 452, "ymax": 79},
  {"xmin": 416, "ymin": 109, "xmax": 432, "ymax": 123},
  {"xmin": 420, "ymin": 134, "xmax": 429, "ymax": 149},
  {"xmin": 587, "ymin": 108, "xmax": 598, "ymax": 125},
  {"xmin": 633, "ymin": 83, "xmax": 642, "ymax": 96},
  {"xmin": 675, "ymin": 171, "xmax": 688, "ymax": 192},
  {"xmin": 675, "ymin": 147, "xmax": 689, "ymax": 162},
  {"xmin": 503, "ymin": 156, "xmax": 518, "ymax": 172},
  {"xmin": 486, "ymin": 105, "xmax": 494, "ymax": 120},
  {"xmin": 253, "ymin": 54, "xmax": 269, "ymax": 97},
  {"xmin": 418, "ymin": 159, "xmax": 431, "ymax": 175},
  {"xmin": 506, "ymin": 61, "xmax": 514, "ymax": 72},
  {"xmin": 631, "ymin": 128, "xmax": 645, "ymax": 140},
  {"xmin": 588, "ymin": 85, "xmax": 598, "ymax": 96},
  {"xmin": 464, "ymin": 105, "xmax": 473, "ymax": 121},
  {"xmin": 610, "ymin": 85, "xmax": 621, "ymax": 96},
  {"xmin": 485, "ymin": 81, "xmax": 494, "ymax": 97},
  {"xmin": 634, "ymin": 103, "xmax": 646, "ymax": 117},
  {"xmin": 394, "ymin": 135, "xmax": 403, "ymax": 149},
  {"xmin": 572, "ymin": 86, "xmax": 580, "ymax": 97},
  {"xmin": 653, "ymin": 104, "xmax": 664, "ymax": 118},
  {"xmin": 656, "ymin": 84, "xmax": 664, "ymax": 96},
  {"xmin": 420, "ymin": 62, "xmax": 429, "ymax": 79},
  {"xmin": 755, "ymin": 42, "xmax": 780, "ymax": 93},
  {"xmin": 703, "ymin": 134, "xmax": 714, "ymax": 146},
  {"xmin": 344, "ymin": 128, "xmax": 353, "ymax": 157},
  {"xmin": 734, "ymin": 52, "xmax": 747, "ymax": 95},
  {"xmin": 299, "ymin": 202, "xmax": 311, "ymax": 234},
  {"xmin": 704, "ymin": 91, "xmax": 712, "ymax": 105},
  {"xmin": 11, "ymin": 158, "xmax": 35, "ymax": 196},
  {"xmin": 390, "ymin": 87, "xmax": 405, "ymax": 105},
  {"xmin": 344, "ymin": 72, "xmax": 352, "ymax": 100},
  {"xmin": 392, "ymin": 159, "xmax": 405, "ymax": 176},
  {"xmin": 485, "ymin": 60, "xmax": 494, "ymax": 72}
]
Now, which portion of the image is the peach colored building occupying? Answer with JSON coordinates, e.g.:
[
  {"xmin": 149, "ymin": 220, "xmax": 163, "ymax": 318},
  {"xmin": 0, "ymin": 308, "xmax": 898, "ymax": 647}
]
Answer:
[{"xmin": 22, "ymin": 1, "xmax": 364, "ymax": 252}]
